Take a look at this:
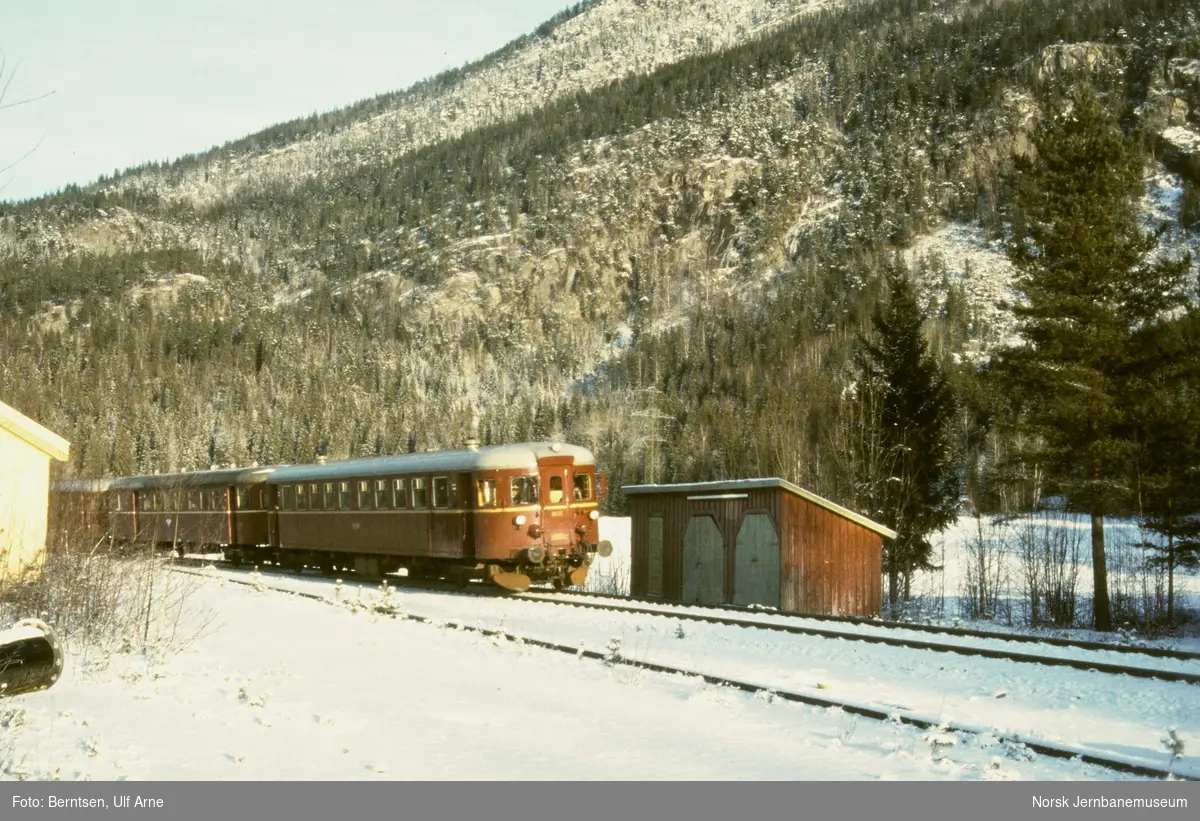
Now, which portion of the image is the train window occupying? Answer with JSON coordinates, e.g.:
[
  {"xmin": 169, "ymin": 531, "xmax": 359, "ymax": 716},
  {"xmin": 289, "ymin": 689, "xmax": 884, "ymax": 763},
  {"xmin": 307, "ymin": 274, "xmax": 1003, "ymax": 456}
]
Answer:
[
  {"xmin": 573, "ymin": 473, "xmax": 593, "ymax": 501},
  {"xmin": 234, "ymin": 488, "xmax": 247, "ymax": 510},
  {"xmin": 282, "ymin": 486, "xmax": 295, "ymax": 510},
  {"xmin": 358, "ymin": 481, "xmax": 372, "ymax": 510},
  {"xmin": 188, "ymin": 491, "xmax": 200, "ymax": 511},
  {"xmin": 324, "ymin": 483, "xmax": 336, "ymax": 510},
  {"xmin": 339, "ymin": 482, "xmax": 351, "ymax": 510},
  {"xmin": 549, "ymin": 475, "xmax": 564, "ymax": 504},
  {"xmin": 511, "ymin": 476, "xmax": 539, "ymax": 506},
  {"xmin": 476, "ymin": 479, "xmax": 497, "ymax": 507},
  {"xmin": 432, "ymin": 477, "xmax": 450, "ymax": 508},
  {"xmin": 295, "ymin": 485, "xmax": 307, "ymax": 511},
  {"xmin": 392, "ymin": 478, "xmax": 407, "ymax": 508},
  {"xmin": 115, "ymin": 495, "xmax": 124, "ymax": 512},
  {"xmin": 139, "ymin": 492, "xmax": 151, "ymax": 512},
  {"xmin": 411, "ymin": 478, "xmax": 427, "ymax": 508},
  {"xmin": 374, "ymin": 479, "xmax": 390, "ymax": 509}
]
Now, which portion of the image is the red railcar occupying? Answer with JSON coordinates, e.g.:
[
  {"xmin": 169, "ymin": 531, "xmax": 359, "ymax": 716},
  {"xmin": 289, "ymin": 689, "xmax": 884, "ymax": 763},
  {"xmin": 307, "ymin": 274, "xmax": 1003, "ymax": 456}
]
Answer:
[
  {"xmin": 53, "ymin": 442, "xmax": 610, "ymax": 591},
  {"xmin": 261, "ymin": 442, "xmax": 608, "ymax": 590}
]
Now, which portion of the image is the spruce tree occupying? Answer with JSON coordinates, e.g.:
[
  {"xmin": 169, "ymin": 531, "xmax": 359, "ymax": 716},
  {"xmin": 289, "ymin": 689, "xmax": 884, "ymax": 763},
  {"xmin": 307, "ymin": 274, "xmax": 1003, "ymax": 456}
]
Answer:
[
  {"xmin": 997, "ymin": 85, "xmax": 1189, "ymax": 631},
  {"xmin": 1129, "ymin": 309, "xmax": 1200, "ymax": 623},
  {"xmin": 855, "ymin": 264, "xmax": 960, "ymax": 610}
]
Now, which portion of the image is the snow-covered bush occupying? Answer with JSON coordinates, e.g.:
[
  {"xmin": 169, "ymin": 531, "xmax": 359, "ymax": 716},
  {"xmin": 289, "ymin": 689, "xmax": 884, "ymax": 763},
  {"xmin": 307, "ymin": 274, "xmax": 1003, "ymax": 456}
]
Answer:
[{"xmin": 0, "ymin": 508, "xmax": 213, "ymax": 664}]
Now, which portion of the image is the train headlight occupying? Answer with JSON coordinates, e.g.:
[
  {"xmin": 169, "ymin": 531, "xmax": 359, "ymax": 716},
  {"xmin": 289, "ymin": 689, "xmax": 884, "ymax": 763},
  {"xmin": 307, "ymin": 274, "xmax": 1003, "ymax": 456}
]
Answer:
[
  {"xmin": 513, "ymin": 515, "xmax": 527, "ymax": 527},
  {"xmin": 589, "ymin": 510, "xmax": 599, "ymax": 521},
  {"xmin": 597, "ymin": 540, "xmax": 613, "ymax": 558},
  {"xmin": 526, "ymin": 545, "xmax": 545, "ymax": 564}
]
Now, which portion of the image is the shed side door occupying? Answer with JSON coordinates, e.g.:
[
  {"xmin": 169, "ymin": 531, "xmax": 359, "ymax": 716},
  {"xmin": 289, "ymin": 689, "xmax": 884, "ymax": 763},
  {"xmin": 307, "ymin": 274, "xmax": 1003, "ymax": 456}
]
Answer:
[
  {"xmin": 646, "ymin": 516, "xmax": 664, "ymax": 598},
  {"xmin": 734, "ymin": 512, "xmax": 780, "ymax": 608},
  {"xmin": 682, "ymin": 515, "xmax": 724, "ymax": 605}
]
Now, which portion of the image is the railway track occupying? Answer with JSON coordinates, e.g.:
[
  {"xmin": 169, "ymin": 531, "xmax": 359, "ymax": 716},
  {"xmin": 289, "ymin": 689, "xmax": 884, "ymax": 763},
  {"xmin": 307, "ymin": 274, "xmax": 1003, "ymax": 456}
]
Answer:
[
  {"xmin": 517, "ymin": 592, "xmax": 1200, "ymax": 685},
  {"xmin": 550, "ymin": 588, "xmax": 1200, "ymax": 662},
  {"xmin": 173, "ymin": 556, "xmax": 1200, "ymax": 686},
  {"xmin": 177, "ymin": 563, "xmax": 1197, "ymax": 782}
]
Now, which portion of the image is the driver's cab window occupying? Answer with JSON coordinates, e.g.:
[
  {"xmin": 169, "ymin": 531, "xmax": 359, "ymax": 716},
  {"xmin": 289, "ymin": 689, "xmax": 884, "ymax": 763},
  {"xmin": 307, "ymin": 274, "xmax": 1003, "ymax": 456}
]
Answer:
[
  {"xmin": 549, "ymin": 475, "xmax": 564, "ymax": 504},
  {"xmin": 573, "ymin": 473, "xmax": 592, "ymax": 501},
  {"xmin": 511, "ymin": 476, "xmax": 539, "ymax": 506}
]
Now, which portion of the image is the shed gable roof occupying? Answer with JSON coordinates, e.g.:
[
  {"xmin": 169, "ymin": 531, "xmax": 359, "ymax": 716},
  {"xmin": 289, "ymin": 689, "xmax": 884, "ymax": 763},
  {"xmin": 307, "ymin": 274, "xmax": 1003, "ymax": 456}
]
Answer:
[
  {"xmin": 0, "ymin": 401, "xmax": 70, "ymax": 462},
  {"xmin": 622, "ymin": 478, "xmax": 898, "ymax": 539}
]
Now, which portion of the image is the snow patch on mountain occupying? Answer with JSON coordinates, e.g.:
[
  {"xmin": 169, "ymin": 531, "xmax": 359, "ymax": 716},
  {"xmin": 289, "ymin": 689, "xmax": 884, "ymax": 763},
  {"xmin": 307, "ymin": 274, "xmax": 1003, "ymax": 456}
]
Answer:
[{"xmin": 104, "ymin": 0, "xmax": 846, "ymax": 207}]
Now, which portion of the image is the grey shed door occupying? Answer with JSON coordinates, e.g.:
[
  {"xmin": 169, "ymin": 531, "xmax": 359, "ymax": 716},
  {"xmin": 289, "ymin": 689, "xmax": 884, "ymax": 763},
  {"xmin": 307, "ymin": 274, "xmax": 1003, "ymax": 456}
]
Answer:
[
  {"xmin": 647, "ymin": 517, "xmax": 664, "ymax": 597},
  {"xmin": 682, "ymin": 516, "xmax": 725, "ymax": 604},
  {"xmin": 734, "ymin": 513, "xmax": 780, "ymax": 608}
]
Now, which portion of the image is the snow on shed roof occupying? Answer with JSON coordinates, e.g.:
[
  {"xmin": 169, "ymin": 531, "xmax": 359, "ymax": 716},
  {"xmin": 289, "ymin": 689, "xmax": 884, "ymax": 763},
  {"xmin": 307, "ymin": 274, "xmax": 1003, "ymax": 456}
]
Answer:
[
  {"xmin": 622, "ymin": 478, "xmax": 898, "ymax": 539},
  {"xmin": 0, "ymin": 400, "xmax": 70, "ymax": 462}
]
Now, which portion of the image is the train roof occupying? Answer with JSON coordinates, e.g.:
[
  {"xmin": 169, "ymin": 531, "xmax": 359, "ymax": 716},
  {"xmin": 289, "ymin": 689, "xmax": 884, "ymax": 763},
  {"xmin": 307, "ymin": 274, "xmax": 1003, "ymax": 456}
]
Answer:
[
  {"xmin": 622, "ymin": 478, "xmax": 898, "ymax": 539},
  {"xmin": 55, "ymin": 478, "xmax": 119, "ymax": 493},
  {"xmin": 266, "ymin": 442, "xmax": 596, "ymax": 484},
  {"xmin": 107, "ymin": 466, "xmax": 281, "ymax": 491}
]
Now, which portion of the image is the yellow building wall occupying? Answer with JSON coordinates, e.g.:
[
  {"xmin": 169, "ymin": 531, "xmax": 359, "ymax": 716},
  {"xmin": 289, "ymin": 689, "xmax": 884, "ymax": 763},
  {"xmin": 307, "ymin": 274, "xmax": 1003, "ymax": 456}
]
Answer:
[{"xmin": 0, "ymin": 428, "xmax": 52, "ymax": 580}]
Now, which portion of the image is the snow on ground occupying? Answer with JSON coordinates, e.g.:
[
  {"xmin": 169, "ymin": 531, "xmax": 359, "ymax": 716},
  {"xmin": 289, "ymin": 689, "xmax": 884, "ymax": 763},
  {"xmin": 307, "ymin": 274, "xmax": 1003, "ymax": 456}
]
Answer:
[
  {"xmin": 193, "ymin": 567, "xmax": 1200, "ymax": 779},
  {"xmin": 0, "ymin": 572, "xmax": 1176, "ymax": 782},
  {"xmin": 930, "ymin": 512, "xmax": 1200, "ymax": 650},
  {"xmin": 3, "ymin": 515, "xmax": 1196, "ymax": 781}
]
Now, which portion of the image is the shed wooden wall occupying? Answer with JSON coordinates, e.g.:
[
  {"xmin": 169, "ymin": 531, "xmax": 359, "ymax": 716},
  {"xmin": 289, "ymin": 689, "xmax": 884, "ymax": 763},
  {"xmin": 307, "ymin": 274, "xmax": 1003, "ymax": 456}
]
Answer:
[
  {"xmin": 630, "ymin": 486, "xmax": 882, "ymax": 617},
  {"xmin": 0, "ymin": 430, "xmax": 53, "ymax": 579},
  {"xmin": 779, "ymin": 493, "xmax": 881, "ymax": 616}
]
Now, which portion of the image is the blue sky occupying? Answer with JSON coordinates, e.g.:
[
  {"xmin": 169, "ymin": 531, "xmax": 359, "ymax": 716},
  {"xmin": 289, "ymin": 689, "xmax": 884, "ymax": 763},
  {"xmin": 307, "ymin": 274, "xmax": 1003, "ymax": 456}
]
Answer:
[{"xmin": 0, "ymin": 0, "xmax": 577, "ymax": 203}]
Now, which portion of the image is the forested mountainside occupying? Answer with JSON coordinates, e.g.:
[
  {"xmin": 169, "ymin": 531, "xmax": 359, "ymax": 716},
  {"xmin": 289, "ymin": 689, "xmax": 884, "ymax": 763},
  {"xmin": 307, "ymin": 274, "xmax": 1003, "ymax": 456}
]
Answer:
[{"xmin": 1, "ymin": 0, "xmax": 1198, "ymax": 517}]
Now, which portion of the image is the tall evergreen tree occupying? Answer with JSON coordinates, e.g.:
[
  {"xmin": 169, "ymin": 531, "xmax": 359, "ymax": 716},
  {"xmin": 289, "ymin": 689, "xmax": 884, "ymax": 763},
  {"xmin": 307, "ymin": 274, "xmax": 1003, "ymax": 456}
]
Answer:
[
  {"xmin": 854, "ymin": 264, "xmax": 960, "ymax": 610},
  {"xmin": 996, "ymin": 85, "xmax": 1190, "ymax": 631},
  {"xmin": 1129, "ymin": 309, "xmax": 1200, "ymax": 623}
]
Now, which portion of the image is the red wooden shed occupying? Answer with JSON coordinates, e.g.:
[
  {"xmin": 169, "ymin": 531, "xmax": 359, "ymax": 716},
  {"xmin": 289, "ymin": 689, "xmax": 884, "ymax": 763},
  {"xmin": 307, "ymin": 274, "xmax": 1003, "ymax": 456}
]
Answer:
[{"xmin": 624, "ymin": 479, "xmax": 897, "ymax": 617}]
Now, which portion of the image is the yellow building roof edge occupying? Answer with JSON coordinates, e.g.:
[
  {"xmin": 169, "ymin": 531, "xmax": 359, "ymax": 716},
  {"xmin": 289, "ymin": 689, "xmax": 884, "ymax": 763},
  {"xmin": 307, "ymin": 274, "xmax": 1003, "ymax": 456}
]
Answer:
[{"xmin": 0, "ymin": 400, "xmax": 70, "ymax": 462}]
